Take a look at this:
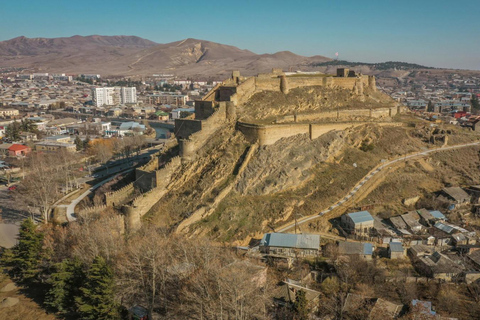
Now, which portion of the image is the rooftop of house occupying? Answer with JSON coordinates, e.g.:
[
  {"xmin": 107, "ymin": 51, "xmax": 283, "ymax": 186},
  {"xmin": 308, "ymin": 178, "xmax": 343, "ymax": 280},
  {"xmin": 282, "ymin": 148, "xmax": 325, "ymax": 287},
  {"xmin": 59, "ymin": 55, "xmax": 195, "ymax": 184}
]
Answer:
[
  {"xmin": 347, "ymin": 210, "xmax": 374, "ymax": 224},
  {"xmin": 442, "ymin": 187, "xmax": 470, "ymax": 201},
  {"xmin": 430, "ymin": 210, "xmax": 446, "ymax": 220},
  {"xmin": 389, "ymin": 242, "xmax": 404, "ymax": 252},
  {"xmin": 8, "ymin": 144, "xmax": 29, "ymax": 151},
  {"xmin": 260, "ymin": 233, "xmax": 320, "ymax": 250},
  {"xmin": 338, "ymin": 241, "xmax": 373, "ymax": 255}
]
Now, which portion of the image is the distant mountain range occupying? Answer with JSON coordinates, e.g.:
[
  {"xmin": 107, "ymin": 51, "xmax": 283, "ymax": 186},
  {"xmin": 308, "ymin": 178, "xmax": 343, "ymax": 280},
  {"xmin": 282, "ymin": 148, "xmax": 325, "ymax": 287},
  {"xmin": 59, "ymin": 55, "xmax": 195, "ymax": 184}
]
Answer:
[{"xmin": 0, "ymin": 35, "xmax": 332, "ymax": 78}]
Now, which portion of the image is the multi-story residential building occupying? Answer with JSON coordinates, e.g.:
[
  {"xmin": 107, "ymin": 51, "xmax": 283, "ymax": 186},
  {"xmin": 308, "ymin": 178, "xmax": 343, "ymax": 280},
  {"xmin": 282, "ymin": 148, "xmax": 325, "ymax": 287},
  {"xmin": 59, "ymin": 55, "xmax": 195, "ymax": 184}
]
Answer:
[
  {"xmin": 0, "ymin": 109, "xmax": 19, "ymax": 118},
  {"xmin": 146, "ymin": 93, "xmax": 188, "ymax": 106},
  {"xmin": 93, "ymin": 87, "xmax": 137, "ymax": 107}
]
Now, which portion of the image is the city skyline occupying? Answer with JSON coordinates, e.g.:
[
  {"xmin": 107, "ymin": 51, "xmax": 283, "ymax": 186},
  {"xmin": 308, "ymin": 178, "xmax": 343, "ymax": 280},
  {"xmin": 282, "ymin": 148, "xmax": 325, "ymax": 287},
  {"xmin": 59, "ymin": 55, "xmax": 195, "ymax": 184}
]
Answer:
[{"xmin": 0, "ymin": 0, "xmax": 479, "ymax": 70}]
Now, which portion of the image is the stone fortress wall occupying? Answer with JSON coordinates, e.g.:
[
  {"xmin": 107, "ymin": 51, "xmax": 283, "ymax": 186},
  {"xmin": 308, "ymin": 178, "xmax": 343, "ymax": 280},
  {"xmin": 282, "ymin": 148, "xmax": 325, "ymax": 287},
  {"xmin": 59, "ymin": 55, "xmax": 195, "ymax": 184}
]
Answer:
[
  {"xmin": 172, "ymin": 67, "xmax": 396, "ymax": 153},
  {"xmin": 101, "ymin": 68, "xmax": 402, "ymax": 231}
]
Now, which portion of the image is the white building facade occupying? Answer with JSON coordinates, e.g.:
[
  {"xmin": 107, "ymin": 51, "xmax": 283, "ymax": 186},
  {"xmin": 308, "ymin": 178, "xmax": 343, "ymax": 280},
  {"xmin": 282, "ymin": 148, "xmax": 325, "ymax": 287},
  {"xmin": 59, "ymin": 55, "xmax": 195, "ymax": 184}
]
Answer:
[{"xmin": 93, "ymin": 87, "xmax": 137, "ymax": 107}]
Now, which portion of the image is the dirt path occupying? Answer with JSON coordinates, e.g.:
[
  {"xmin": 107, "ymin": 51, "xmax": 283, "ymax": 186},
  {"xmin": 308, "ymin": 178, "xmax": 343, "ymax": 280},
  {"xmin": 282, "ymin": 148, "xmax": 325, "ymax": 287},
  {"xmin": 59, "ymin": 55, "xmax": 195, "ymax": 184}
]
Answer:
[{"xmin": 276, "ymin": 141, "xmax": 480, "ymax": 232}]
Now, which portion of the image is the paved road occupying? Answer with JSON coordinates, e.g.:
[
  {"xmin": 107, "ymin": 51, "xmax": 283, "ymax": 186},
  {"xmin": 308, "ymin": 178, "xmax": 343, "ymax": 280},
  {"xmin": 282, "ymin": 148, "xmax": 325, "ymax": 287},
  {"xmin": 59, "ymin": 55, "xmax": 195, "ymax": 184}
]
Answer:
[
  {"xmin": 61, "ymin": 167, "xmax": 135, "ymax": 222},
  {"xmin": 277, "ymin": 141, "xmax": 480, "ymax": 232}
]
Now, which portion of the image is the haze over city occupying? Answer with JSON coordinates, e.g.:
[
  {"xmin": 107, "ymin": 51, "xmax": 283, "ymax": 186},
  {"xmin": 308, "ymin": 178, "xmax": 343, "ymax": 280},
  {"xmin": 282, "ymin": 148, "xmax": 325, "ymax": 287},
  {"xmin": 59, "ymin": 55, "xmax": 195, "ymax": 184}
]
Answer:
[{"xmin": 1, "ymin": 0, "xmax": 479, "ymax": 70}]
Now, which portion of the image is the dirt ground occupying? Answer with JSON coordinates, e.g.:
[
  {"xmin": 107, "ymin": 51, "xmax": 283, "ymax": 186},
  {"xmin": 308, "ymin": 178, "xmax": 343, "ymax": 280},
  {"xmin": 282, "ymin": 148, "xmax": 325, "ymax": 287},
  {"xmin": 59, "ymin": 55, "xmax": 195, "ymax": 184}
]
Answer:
[{"xmin": 0, "ymin": 275, "xmax": 56, "ymax": 320}]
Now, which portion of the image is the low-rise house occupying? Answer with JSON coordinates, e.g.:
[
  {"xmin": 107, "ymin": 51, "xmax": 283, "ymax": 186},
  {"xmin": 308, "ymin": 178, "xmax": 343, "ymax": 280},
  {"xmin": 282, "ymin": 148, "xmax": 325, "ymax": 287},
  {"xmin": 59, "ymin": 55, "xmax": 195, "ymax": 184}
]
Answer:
[
  {"xmin": 389, "ymin": 216, "xmax": 412, "ymax": 236},
  {"xmin": 415, "ymin": 252, "xmax": 463, "ymax": 281},
  {"xmin": 337, "ymin": 241, "xmax": 373, "ymax": 260},
  {"xmin": 8, "ymin": 144, "xmax": 30, "ymax": 156},
  {"xmin": 19, "ymin": 131, "xmax": 37, "ymax": 142},
  {"xmin": 388, "ymin": 242, "xmax": 405, "ymax": 259},
  {"xmin": 259, "ymin": 233, "xmax": 320, "ymax": 257},
  {"xmin": 35, "ymin": 141, "xmax": 76, "ymax": 152},
  {"xmin": 45, "ymin": 135, "xmax": 71, "ymax": 143},
  {"xmin": 408, "ymin": 244, "xmax": 434, "ymax": 259},
  {"xmin": 417, "ymin": 209, "xmax": 446, "ymax": 227},
  {"xmin": 273, "ymin": 279, "xmax": 320, "ymax": 311},
  {"xmin": 401, "ymin": 211, "xmax": 423, "ymax": 234},
  {"xmin": 439, "ymin": 187, "xmax": 470, "ymax": 207},
  {"xmin": 343, "ymin": 294, "xmax": 403, "ymax": 319},
  {"xmin": 341, "ymin": 210, "xmax": 374, "ymax": 235}
]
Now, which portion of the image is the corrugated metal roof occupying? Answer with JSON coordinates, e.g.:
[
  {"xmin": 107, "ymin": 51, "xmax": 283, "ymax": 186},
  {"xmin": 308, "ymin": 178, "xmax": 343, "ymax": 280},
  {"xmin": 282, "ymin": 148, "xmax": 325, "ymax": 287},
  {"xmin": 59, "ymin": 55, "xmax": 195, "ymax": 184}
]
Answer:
[
  {"xmin": 363, "ymin": 243, "xmax": 373, "ymax": 255},
  {"xmin": 434, "ymin": 222, "xmax": 454, "ymax": 234},
  {"xmin": 429, "ymin": 210, "xmax": 446, "ymax": 220},
  {"xmin": 389, "ymin": 242, "xmax": 404, "ymax": 252},
  {"xmin": 347, "ymin": 211, "xmax": 374, "ymax": 224},
  {"xmin": 260, "ymin": 233, "xmax": 320, "ymax": 250}
]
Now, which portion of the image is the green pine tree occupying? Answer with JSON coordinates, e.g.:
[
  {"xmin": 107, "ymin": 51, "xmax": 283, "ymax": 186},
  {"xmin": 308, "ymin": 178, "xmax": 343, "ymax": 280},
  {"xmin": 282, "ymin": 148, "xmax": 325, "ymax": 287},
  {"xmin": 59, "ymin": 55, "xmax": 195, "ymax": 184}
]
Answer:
[
  {"xmin": 5, "ymin": 120, "xmax": 21, "ymax": 141},
  {"xmin": 293, "ymin": 289, "xmax": 310, "ymax": 320},
  {"xmin": 45, "ymin": 258, "xmax": 85, "ymax": 315},
  {"xmin": 76, "ymin": 256, "xmax": 119, "ymax": 320},
  {"xmin": 74, "ymin": 136, "xmax": 84, "ymax": 151},
  {"xmin": 471, "ymin": 94, "xmax": 480, "ymax": 112},
  {"xmin": 10, "ymin": 218, "xmax": 44, "ymax": 284}
]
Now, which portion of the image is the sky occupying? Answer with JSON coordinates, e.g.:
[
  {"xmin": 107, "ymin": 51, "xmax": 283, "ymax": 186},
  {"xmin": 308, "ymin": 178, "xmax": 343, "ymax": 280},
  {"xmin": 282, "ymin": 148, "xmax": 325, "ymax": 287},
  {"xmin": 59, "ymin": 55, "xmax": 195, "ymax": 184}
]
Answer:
[{"xmin": 1, "ymin": 0, "xmax": 479, "ymax": 70}]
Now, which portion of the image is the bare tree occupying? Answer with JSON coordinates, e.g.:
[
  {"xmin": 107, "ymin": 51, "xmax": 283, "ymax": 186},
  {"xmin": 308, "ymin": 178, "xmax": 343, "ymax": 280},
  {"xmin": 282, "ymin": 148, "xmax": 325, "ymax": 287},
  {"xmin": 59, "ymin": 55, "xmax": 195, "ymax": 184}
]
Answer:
[{"xmin": 16, "ymin": 152, "xmax": 62, "ymax": 222}]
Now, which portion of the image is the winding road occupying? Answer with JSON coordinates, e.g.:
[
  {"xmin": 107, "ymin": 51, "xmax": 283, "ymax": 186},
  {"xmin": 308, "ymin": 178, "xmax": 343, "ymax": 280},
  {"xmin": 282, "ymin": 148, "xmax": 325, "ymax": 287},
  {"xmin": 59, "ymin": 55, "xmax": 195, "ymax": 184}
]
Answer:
[{"xmin": 277, "ymin": 141, "xmax": 480, "ymax": 233}]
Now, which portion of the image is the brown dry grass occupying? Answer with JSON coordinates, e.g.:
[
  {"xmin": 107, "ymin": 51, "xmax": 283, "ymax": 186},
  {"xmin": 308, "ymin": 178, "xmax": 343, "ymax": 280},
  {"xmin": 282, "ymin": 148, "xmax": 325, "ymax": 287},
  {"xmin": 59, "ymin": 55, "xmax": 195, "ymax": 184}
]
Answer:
[{"xmin": 0, "ymin": 274, "xmax": 56, "ymax": 320}]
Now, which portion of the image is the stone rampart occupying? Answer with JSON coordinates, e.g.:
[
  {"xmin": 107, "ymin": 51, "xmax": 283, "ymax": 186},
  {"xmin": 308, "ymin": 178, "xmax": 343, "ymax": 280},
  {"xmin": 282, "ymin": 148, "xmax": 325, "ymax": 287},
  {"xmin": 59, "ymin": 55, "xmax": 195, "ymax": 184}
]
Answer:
[
  {"xmin": 122, "ymin": 157, "xmax": 181, "ymax": 231},
  {"xmin": 179, "ymin": 103, "xmax": 229, "ymax": 160},
  {"xmin": 78, "ymin": 205, "xmax": 107, "ymax": 216},
  {"xmin": 255, "ymin": 76, "xmax": 282, "ymax": 92},
  {"xmin": 238, "ymin": 120, "xmax": 403, "ymax": 146},
  {"xmin": 105, "ymin": 182, "xmax": 134, "ymax": 206},
  {"xmin": 174, "ymin": 119, "xmax": 202, "ymax": 140}
]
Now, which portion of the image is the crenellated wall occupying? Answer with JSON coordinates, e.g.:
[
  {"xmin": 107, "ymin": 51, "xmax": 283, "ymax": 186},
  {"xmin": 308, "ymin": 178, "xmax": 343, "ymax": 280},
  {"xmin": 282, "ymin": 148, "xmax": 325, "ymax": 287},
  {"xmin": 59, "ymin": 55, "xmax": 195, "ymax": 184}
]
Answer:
[
  {"xmin": 122, "ymin": 156, "xmax": 181, "ymax": 231},
  {"xmin": 105, "ymin": 182, "xmax": 134, "ymax": 206}
]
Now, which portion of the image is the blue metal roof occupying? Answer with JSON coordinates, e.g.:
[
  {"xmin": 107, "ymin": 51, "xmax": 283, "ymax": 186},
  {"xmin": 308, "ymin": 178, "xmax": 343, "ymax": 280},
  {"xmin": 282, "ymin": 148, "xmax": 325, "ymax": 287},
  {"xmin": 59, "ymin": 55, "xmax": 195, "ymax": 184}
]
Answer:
[
  {"xmin": 389, "ymin": 242, "xmax": 404, "ymax": 252},
  {"xmin": 363, "ymin": 243, "xmax": 373, "ymax": 255},
  {"xmin": 348, "ymin": 211, "xmax": 374, "ymax": 224},
  {"xmin": 260, "ymin": 233, "xmax": 320, "ymax": 250},
  {"xmin": 429, "ymin": 210, "xmax": 446, "ymax": 220}
]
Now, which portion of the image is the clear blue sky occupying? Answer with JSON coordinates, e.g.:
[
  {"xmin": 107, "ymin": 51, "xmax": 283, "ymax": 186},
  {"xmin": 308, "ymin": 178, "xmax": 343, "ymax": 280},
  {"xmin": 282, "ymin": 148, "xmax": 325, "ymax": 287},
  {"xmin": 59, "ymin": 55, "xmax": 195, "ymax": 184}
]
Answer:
[{"xmin": 1, "ymin": 0, "xmax": 479, "ymax": 70}]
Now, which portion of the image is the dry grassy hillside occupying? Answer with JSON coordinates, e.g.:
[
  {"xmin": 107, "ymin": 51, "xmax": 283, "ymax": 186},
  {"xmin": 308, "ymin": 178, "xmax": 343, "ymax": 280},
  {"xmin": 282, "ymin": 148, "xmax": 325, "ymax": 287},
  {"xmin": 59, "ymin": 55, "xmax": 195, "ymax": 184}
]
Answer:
[{"xmin": 145, "ymin": 111, "xmax": 480, "ymax": 243}]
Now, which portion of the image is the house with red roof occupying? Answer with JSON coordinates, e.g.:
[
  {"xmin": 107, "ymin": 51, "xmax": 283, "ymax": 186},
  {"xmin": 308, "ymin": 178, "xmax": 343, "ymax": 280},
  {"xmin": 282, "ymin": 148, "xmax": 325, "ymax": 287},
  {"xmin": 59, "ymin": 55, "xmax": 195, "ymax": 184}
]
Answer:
[{"xmin": 8, "ymin": 144, "xmax": 31, "ymax": 157}]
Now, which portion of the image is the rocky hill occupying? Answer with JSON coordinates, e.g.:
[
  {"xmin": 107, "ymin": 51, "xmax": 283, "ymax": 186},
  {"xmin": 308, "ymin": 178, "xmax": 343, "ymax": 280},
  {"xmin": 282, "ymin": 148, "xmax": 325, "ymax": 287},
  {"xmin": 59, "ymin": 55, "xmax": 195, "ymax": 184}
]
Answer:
[{"xmin": 0, "ymin": 35, "xmax": 331, "ymax": 77}]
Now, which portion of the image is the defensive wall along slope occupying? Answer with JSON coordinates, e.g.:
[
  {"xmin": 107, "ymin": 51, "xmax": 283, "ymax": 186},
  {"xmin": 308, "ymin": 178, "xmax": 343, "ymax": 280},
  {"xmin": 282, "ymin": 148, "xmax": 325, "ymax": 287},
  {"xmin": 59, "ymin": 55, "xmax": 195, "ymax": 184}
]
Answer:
[
  {"xmin": 173, "ymin": 68, "xmax": 387, "ymax": 158},
  {"xmin": 117, "ymin": 68, "xmax": 402, "ymax": 231}
]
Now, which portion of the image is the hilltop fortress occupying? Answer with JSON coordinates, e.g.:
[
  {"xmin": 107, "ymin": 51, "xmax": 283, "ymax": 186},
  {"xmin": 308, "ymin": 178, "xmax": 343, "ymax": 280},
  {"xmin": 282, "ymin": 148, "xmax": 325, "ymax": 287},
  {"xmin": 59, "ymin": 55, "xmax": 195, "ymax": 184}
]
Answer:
[
  {"xmin": 94, "ymin": 68, "xmax": 405, "ymax": 231},
  {"xmin": 175, "ymin": 68, "xmax": 402, "ymax": 160}
]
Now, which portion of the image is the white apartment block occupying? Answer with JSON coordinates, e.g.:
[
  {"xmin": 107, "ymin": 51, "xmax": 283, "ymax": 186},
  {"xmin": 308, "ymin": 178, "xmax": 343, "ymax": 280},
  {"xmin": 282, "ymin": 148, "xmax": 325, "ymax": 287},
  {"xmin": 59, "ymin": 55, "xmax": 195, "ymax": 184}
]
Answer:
[{"xmin": 93, "ymin": 87, "xmax": 137, "ymax": 107}]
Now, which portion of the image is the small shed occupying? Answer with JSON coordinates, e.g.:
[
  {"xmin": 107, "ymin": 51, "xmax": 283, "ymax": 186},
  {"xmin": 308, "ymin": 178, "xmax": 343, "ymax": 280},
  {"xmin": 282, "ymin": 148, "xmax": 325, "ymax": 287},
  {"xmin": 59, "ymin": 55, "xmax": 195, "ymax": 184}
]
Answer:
[{"xmin": 388, "ymin": 242, "xmax": 405, "ymax": 259}]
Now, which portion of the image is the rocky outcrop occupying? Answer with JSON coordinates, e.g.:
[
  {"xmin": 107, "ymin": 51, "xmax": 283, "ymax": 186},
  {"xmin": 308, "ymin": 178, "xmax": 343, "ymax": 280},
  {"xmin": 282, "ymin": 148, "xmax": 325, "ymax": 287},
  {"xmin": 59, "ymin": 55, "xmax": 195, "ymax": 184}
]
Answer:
[{"xmin": 235, "ymin": 130, "xmax": 345, "ymax": 195}]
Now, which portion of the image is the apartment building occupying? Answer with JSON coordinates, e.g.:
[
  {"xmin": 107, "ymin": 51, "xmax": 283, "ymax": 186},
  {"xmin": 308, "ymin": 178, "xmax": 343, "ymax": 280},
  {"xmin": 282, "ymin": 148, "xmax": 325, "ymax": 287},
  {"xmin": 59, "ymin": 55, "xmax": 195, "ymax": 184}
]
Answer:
[{"xmin": 93, "ymin": 87, "xmax": 137, "ymax": 107}]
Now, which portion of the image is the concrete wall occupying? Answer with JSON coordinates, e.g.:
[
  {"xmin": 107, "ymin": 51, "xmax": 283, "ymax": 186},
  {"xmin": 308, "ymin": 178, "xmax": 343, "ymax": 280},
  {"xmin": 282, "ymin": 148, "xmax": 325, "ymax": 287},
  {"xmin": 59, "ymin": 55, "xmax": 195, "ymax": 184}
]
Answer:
[{"xmin": 105, "ymin": 182, "xmax": 134, "ymax": 206}]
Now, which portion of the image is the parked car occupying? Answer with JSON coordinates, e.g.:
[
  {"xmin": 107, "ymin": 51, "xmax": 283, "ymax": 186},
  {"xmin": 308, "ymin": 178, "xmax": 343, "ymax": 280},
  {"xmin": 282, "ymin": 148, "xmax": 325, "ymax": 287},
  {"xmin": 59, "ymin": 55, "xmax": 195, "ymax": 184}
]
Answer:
[{"xmin": 8, "ymin": 185, "xmax": 17, "ymax": 191}]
